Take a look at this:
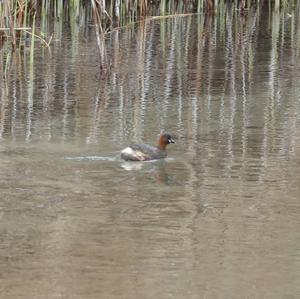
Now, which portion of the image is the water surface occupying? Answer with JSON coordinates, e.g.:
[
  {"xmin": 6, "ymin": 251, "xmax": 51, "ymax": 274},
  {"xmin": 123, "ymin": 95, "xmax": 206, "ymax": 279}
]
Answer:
[{"xmin": 0, "ymin": 8, "xmax": 300, "ymax": 299}]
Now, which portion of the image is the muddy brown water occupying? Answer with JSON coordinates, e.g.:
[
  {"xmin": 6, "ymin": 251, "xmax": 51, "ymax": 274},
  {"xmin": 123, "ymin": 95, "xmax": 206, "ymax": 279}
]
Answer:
[{"xmin": 0, "ymin": 11, "xmax": 300, "ymax": 299}]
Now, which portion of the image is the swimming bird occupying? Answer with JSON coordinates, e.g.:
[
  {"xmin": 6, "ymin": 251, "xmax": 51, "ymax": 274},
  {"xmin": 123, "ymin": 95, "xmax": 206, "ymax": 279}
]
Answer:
[{"xmin": 120, "ymin": 133, "xmax": 174, "ymax": 161}]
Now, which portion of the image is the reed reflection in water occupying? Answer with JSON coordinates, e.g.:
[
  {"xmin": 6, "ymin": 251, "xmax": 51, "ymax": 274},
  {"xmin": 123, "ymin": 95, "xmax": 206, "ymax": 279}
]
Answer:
[{"xmin": 0, "ymin": 7, "xmax": 300, "ymax": 299}]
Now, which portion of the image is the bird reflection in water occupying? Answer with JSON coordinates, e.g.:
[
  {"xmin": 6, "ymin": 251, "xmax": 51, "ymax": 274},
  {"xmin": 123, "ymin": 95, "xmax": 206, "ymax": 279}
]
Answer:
[{"xmin": 121, "ymin": 159, "xmax": 174, "ymax": 184}]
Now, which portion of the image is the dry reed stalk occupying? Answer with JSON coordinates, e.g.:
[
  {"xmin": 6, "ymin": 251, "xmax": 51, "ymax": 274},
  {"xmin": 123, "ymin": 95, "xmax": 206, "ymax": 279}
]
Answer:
[{"xmin": 91, "ymin": 0, "xmax": 110, "ymax": 72}]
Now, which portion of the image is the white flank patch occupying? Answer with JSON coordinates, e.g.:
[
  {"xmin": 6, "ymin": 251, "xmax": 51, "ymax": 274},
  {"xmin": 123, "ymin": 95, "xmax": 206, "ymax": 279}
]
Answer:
[
  {"xmin": 121, "ymin": 147, "xmax": 149, "ymax": 161},
  {"xmin": 121, "ymin": 147, "xmax": 134, "ymax": 155}
]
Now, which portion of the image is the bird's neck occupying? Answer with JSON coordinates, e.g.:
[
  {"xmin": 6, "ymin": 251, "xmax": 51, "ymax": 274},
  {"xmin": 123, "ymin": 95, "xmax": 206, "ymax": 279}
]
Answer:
[{"xmin": 158, "ymin": 140, "xmax": 167, "ymax": 151}]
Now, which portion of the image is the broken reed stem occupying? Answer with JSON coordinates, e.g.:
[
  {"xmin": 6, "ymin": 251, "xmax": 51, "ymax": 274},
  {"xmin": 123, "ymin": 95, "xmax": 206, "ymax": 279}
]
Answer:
[
  {"xmin": 24, "ymin": 30, "xmax": 52, "ymax": 48},
  {"xmin": 0, "ymin": 27, "xmax": 31, "ymax": 30},
  {"xmin": 104, "ymin": 12, "xmax": 199, "ymax": 36}
]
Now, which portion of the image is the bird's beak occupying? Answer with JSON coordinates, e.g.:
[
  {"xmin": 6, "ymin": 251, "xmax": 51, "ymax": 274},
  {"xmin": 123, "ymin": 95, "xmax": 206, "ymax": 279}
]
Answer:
[{"xmin": 169, "ymin": 138, "xmax": 175, "ymax": 144}]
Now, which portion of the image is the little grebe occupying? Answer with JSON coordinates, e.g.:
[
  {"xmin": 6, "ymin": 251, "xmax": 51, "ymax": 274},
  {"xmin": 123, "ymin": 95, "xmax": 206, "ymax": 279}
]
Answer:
[{"xmin": 121, "ymin": 133, "xmax": 174, "ymax": 161}]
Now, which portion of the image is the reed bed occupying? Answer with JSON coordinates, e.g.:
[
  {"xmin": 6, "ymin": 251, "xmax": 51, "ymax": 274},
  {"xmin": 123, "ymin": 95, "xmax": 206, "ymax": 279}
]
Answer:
[
  {"xmin": 0, "ymin": 0, "xmax": 299, "ymax": 72},
  {"xmin": 0, "ymin": 1, "xmax": 298, "ymax": 43}
]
